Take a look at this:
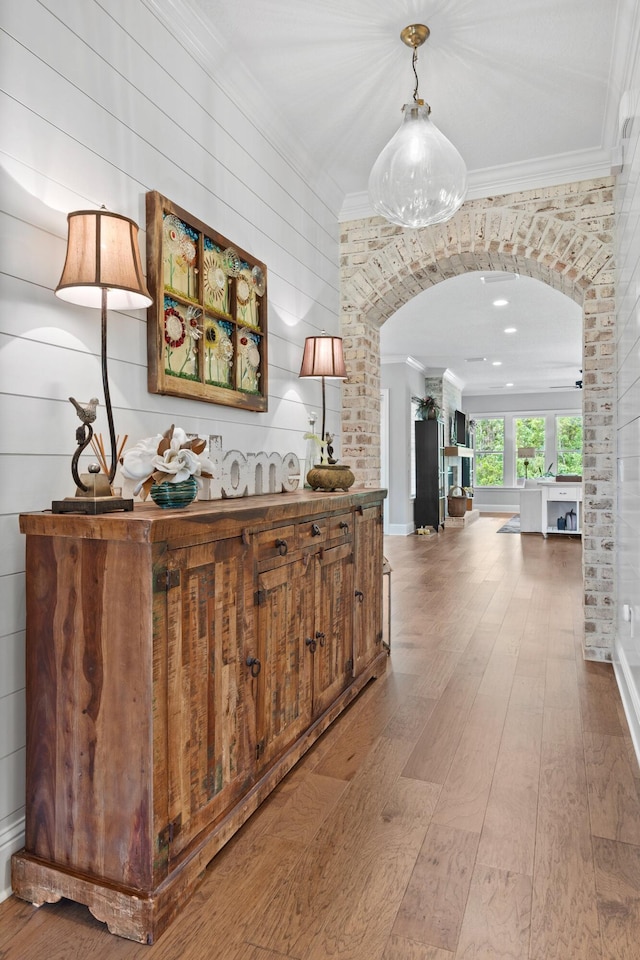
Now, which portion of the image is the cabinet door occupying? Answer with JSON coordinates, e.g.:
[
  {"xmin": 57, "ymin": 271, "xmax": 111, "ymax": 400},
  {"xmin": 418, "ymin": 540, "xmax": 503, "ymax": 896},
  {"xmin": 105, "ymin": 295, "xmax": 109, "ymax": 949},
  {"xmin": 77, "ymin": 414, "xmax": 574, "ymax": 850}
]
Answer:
[
  {"xmin": 415, "ymin": 419, "xmax": 445, "ymax": 530},
  {"xmin": 312, "ymin": 542, "xmax": 354, "ymax": 718},
  {"xmin": 353, "ymin": 505, "xmax": 384, "ymax": 675},
  {"xmin": 156, "ymin": 537, "xmax": 254, "ymax": 865},
  {"xmin": 255, "ymin": 555, "xmax": 314, "ymax": 768}
]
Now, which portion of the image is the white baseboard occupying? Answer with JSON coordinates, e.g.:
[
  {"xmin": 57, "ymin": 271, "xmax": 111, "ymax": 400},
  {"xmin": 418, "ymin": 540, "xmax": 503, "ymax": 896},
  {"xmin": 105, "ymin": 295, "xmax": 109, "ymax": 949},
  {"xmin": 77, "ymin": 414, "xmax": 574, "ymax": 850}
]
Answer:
[
  {"xmin": 472, "ymin": 502, "xmax": 520, "ymax": 514},
  {"xmin": 386, "ymin": 522, "xmax": 416, "ymax": 537},
  {"xmin": 0, "ymin": 813, "xmax": 25, "ymax": 902},
  {"xmin": 613, "ymin": 639, "xmax": 640, "ymax": 771}
]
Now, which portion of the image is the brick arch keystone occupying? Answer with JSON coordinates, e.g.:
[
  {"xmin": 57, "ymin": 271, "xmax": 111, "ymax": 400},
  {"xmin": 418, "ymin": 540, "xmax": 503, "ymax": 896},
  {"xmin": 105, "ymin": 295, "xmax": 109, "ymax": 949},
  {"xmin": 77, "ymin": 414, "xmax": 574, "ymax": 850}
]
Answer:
[{"xmin": 339, "ymin": 178, "xmax": 616, "ymax": 659}]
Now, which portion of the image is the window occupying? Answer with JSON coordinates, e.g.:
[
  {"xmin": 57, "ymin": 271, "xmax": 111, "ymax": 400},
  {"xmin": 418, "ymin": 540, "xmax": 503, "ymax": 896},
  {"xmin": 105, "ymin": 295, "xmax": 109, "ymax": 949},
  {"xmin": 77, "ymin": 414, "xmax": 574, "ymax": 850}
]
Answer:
[
  {"xmin": 515, "ymin": 417, "xmax": 545, "ymax": 479},
  {"xmin": 475, "ymin": 418, "xmax": 504, "ymax": 486},
  {"xmin": 556, "ymin": 415, "xmax": 583, "ymax": 475}
]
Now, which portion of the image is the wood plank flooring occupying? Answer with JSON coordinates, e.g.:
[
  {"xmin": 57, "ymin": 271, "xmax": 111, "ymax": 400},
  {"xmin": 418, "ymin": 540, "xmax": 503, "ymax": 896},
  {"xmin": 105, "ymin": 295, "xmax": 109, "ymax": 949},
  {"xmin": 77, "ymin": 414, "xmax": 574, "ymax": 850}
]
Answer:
[{"xmin": 2, "ymin": 516, "xmax": 640, "ymax": 958}]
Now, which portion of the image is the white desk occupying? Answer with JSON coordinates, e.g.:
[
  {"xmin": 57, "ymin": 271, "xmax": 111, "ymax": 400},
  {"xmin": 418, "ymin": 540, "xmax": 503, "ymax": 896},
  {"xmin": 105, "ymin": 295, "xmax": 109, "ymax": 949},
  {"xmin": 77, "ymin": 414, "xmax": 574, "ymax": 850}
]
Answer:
[
  {"xmin": 537, "ymin": 480, "xmax": 582, "ymax": 537},
  {"xmin": 519, "ymin": 484, "xmax": 542, "ymax": 532}
]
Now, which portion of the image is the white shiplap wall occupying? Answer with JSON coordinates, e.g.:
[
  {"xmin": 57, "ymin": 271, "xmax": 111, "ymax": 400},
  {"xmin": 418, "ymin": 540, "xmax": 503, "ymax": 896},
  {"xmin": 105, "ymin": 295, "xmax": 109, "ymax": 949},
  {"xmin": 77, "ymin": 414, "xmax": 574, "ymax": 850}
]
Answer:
[
  {"xmin": 614, "ymin": 12, "xmax": 640, "ymax": 762},
  {"xmin": 0, "ymin": 0, "xmax": 343, "ymax": 897}
]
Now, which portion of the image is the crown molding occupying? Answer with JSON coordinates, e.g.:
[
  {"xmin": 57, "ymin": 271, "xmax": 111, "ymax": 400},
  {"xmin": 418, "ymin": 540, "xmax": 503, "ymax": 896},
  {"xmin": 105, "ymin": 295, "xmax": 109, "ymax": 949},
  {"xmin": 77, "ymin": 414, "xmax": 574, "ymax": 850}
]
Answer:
[
  {"xmin": 339, "ymin": 146, "xmax": 614, "ymax": 222},
  {"xmin": 381, "ymin": 355, "xmax": 425, "ymax": 372}
]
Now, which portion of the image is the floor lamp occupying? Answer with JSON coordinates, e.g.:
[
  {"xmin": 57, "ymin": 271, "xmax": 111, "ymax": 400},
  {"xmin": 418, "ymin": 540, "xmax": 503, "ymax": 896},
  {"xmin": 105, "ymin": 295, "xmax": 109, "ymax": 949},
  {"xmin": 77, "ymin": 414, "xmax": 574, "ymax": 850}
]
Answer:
[{"xmin": 53, "ymin": 209, "xmax": 152, "ymax": 513}]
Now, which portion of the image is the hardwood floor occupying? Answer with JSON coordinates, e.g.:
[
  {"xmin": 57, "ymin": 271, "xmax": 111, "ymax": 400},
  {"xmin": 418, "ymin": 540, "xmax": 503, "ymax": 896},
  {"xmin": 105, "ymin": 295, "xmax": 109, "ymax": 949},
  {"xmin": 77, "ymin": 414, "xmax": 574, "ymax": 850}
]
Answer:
[{"xmin": 2, "ymin": 516, "xmax": 640, "ymax": 958}]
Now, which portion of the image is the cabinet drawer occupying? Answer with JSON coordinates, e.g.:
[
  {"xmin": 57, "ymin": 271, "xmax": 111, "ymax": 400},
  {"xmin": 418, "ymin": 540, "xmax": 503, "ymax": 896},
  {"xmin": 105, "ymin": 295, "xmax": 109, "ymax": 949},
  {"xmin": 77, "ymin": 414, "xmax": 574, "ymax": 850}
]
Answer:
[
  {"xmin": 548, "ymin": 486, "xmax": 579, "ymax": 501},
  {"xmin": 297, "ymin": 513, "xmax": 352, "ymax": 548},
  {"xmin": 254, "ymin": 525, "xmax": 297, "ymax": 562}
]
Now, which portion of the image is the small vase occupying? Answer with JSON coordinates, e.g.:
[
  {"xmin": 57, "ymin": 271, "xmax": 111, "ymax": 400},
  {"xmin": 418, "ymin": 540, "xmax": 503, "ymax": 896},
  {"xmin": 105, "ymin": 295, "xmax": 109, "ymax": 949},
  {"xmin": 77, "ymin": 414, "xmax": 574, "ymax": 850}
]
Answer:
[{"xmin": 150, "ymin": 476, "xmax": 198, "ymax": 509}]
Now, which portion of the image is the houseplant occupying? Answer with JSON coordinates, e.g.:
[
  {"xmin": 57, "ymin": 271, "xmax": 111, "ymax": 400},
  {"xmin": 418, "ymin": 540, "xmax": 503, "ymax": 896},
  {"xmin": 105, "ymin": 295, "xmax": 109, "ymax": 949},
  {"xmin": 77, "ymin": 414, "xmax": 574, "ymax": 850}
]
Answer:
[
  {"xmin": 413, "ymin": 395, "xmax": 440, "ymax": 420},
  {"xmin": 120, "ymin": 424, "xmax": 215, "ymax": 507}
]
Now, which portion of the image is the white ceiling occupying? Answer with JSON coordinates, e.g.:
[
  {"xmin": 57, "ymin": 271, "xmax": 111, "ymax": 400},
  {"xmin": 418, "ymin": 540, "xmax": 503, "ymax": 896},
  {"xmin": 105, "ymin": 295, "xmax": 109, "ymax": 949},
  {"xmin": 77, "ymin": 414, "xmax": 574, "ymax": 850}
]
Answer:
[
  {"xmin": 380, "ymin": 271, "xmax": 583, "ymax": 395},
  {"xmin": 160, "ymin": 0, "xmax": 628, "ymax": 395}
]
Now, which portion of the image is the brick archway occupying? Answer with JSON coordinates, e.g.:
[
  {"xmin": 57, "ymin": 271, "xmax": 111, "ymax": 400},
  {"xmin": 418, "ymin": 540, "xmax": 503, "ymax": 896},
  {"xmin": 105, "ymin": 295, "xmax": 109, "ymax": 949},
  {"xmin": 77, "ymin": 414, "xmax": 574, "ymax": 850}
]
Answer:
[{"xmin": 340, "ymin": 177, "xmax": 615, "ymax": 658}]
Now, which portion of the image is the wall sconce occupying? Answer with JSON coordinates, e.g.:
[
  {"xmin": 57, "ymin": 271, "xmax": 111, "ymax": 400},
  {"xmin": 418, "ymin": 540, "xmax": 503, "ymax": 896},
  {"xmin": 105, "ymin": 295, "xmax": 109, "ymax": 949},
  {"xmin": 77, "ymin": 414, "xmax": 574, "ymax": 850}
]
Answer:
[
  {"xmin": 518, "ymin": 447, "xmax": 537, "ymax": 480},
  {"xmin": 298, "ymin": 332, "xmax": 354, "ymax": 491},
  {"xmin": 53, "ymin": 208, "xmax": 152, "ymax": 513}
]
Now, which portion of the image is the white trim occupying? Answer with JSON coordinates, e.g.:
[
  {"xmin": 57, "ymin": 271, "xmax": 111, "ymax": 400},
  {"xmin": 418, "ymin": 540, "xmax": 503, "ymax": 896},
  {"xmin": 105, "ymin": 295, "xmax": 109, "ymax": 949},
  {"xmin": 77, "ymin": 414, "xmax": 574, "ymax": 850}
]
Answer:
[
  {"xmin": 0, "ymin": 812, "xmax": 25, "ymax": 903},
  {"xmin": 380, "ymin": 388, "xmax": 389, "ymax": 534},
  {"xmin": 386, "ymin": 522, "xmax": 416, "ymax": 537},
  {"xmin": 339, "ymin": 147, "xmax": 613, "ymax": 222},
  {"xmin": 381, "ymin": 355, "xmax": 425, "ymax": 372},
  {"xmin": 473, "ymin": 502, "xmax": 520, "ymax": 514},
  {"xmin": 613, "ymin": 639, "xmax": 640, "ymax": 772}
]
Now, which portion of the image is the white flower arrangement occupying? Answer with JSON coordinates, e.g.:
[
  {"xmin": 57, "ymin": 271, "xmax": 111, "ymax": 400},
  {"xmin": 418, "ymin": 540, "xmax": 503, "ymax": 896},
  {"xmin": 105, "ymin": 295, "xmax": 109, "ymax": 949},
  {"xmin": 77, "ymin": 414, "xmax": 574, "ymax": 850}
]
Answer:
[{"xmin": 120, "ymin": 424, "xmax": 215, "ymax": 500}]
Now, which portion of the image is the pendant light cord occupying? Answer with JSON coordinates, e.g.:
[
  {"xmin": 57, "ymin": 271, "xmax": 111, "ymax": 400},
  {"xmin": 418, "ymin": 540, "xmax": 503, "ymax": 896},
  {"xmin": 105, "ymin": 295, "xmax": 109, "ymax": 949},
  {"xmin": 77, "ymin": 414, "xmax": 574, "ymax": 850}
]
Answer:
[{"xmin": 412, "ymin": 47, "xmax": 419, "ymax": 102}]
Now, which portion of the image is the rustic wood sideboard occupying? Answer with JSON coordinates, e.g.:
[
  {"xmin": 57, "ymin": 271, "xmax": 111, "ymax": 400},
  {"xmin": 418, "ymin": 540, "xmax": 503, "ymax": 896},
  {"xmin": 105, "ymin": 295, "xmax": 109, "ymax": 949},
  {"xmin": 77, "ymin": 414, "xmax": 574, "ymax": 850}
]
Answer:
[{"xmin": 12, "ymin": 489, "xmax": 387, "ymax": 943}]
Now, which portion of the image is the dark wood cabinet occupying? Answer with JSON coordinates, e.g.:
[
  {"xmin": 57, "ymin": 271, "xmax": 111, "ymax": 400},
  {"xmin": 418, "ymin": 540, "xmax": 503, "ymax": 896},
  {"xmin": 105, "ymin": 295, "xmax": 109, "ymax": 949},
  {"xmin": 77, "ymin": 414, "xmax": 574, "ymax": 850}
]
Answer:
[
  {"xmin": 414, "ymin": 418, "xmax": 445, "ymax": 530},
  {"xmin": 12, "ymin": 490, "xmax": 386, "ymax": 944}
]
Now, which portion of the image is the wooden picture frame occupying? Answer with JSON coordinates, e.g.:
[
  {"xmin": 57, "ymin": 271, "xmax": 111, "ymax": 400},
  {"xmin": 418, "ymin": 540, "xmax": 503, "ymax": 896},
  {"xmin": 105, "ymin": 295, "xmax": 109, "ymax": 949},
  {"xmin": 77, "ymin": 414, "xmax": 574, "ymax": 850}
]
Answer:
[{"xmin": 146, "ymin": 191, "xmax": 268, "ymax": 411}]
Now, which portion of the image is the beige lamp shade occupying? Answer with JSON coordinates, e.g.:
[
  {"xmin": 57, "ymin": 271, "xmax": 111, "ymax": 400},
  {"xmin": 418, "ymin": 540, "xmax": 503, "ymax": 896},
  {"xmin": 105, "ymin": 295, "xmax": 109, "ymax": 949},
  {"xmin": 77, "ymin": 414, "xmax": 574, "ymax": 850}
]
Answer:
[
  {"xmin": 55, "ymin": 209, "xmax": 152, "ymax": 310},
  {"xmin": 298, "ymin": 335, "xmax": 347, "ymax": 379},
  {"xmin": 518, "ymin": 447, "xmax": 537, "ymax": 459}
]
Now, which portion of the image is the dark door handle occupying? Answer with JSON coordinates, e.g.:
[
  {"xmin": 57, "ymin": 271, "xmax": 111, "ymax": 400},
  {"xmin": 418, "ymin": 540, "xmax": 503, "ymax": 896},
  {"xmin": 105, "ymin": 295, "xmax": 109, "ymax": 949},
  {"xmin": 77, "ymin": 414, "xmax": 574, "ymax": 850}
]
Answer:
[
  {"xmin": 305, "ymin": 637, "xmax": 317, "ymax": 653},
  {"xmin": 275, "ymin": 538, "xmax": 288, "ymax": 555},
  {"xmin": 246, "ymin": 656, "xmax": 261, "ymax": 678},
  {"xmin": 339, "ymin": 521, "xmax": 349, "ymax": 532},
  {"xmin": 311, "ymin": 523, "xmax": 322, "ymax": 537},
  {"xmin": 355, "ymin": 589, "xmax": 364, "ymax": 603},
  {"xmin": 316, "ymin": 631, "xmax": 326, "ymax": 647}
]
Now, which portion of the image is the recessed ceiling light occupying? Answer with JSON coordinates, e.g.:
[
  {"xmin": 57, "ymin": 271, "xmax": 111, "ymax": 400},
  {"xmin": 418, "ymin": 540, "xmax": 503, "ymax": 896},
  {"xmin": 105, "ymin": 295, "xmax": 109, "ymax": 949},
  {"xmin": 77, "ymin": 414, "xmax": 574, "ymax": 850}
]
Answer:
[
  {"xmin": 504, "ymin": 327, "xmax": 517, "ymax": 333},
  {"xmin": 465, "ymin": 357, "xmax": 487, "ymax": 362},
  {"xmin": 493, "ymin": 298, "xmax": 509, "ymax": 307},
  {"xmin": 506, "ymin": 382, "xmax": 514, "ymax": 387},
  {"xmin": 492, "ymin": 361, "xmax": 502, "ymax": 366}
]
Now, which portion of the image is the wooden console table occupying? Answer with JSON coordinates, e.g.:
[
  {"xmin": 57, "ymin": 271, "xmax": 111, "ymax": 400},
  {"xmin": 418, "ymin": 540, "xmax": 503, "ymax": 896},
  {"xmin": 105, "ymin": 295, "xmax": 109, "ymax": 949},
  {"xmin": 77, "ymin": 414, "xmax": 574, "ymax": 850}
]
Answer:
[{"xmin": 12, "ymin": 489, "xmax": 387, "ymax": 943}]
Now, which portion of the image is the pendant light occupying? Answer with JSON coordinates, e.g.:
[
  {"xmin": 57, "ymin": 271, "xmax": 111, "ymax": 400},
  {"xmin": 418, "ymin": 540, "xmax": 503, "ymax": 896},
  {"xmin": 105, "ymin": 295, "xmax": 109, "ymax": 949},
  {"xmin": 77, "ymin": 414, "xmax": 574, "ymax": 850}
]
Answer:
[{"xmin": 368, "ymin": 24, "xmax": 467, "ymax": 229}]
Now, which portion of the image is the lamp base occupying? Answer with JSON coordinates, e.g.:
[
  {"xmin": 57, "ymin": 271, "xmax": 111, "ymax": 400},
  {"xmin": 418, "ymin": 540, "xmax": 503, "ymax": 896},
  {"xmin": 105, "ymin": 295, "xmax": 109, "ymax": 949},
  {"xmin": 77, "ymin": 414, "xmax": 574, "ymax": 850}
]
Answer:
[
  {"xmin": 51, "ymin": 496, "xmax": 134, "ymax": 515},
  {"xmin": 306, "ymin": 463, "xmax": 355, "ymax": 492}
]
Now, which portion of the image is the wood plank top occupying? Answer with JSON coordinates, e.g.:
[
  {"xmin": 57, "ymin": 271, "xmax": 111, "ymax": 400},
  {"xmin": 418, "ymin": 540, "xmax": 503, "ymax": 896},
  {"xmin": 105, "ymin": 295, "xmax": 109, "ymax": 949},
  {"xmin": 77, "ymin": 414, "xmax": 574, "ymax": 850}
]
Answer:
[{"xmin": 19, "ymin": 487, "xmax": 387, "ymax": 543}]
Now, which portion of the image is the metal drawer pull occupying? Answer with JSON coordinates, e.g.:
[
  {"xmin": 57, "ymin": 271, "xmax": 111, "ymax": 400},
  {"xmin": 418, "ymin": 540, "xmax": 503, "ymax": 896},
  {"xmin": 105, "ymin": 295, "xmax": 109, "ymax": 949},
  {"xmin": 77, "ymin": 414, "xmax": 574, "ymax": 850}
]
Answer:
[
  {"xmin": 339, "ymin": 521, "xmax": 349, "ymax": 532},
  {"xmin": 311, "ymin": 523, "xmax": 322, "ymax": 537},
  {"xmin": 316, "ymin": 631, "xmax": 326, "ymax": 647},
  {"xmin": 355, "ymin": 589, "xmax": 364, "ymax": 603},
  {"xmin": 275, "ymin": 538, "xmax": 288, "ymax": 555},
  {"xmin": 306, "ymin": 637, "xmax": 317, "ymax": 653},
  {"xmin": 246, "ymin": 656, "xmax": 261, "ymax": 678}
]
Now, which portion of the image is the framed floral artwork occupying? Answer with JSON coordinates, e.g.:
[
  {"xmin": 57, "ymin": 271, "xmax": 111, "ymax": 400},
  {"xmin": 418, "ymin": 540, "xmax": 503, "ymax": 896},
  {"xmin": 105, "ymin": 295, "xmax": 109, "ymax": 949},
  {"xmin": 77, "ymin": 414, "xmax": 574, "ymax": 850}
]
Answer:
[{"xmin": 146, "ymin": 191, "xmax": 268, "ymax": 411}]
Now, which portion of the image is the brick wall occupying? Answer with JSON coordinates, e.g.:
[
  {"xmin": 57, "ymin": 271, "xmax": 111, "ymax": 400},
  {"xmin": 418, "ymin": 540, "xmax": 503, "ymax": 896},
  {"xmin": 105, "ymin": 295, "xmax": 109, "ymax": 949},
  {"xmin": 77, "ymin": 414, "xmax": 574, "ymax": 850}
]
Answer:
[{"xmin": 340, "ymin": 177, "xmax": 616, "ymax": 658}]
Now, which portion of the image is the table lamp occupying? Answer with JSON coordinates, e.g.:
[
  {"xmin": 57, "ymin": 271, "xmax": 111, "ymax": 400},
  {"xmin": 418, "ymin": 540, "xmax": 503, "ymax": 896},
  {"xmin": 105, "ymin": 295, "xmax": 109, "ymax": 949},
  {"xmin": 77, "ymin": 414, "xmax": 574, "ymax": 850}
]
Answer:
[
  {"xmin": 518, "ymin": 447, "xmax": 536, "ymax": 480},
  {"xmin": 298, "ymin": 332, "xmax": 354, "ymax": 491},
  {"xmin": 53, "ymin": 208, "xmax": 152, "ymax": 513}
]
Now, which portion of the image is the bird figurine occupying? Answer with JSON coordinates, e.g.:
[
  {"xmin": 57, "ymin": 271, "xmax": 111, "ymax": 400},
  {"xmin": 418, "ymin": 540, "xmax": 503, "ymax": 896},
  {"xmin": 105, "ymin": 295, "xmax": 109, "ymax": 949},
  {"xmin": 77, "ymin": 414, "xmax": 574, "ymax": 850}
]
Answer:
[{"xmin": 69, "ymin": 397, "xmax": 99, "ymax": 424}]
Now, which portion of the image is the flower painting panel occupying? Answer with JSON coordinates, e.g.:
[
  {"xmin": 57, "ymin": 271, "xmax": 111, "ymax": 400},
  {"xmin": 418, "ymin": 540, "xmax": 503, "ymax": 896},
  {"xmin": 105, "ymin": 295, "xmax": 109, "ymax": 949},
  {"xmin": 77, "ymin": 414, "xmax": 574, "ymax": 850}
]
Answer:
[
  {"xmin": 236, "ymin": 267, "xmax": 260, "ymax": 329},
  {"xmin": 205, "ymin": 317, "xmax": 234, "ymax": 387},
  {"xmin": 164, "ymin": 296, "xmax": 201, "ymax": 381},
  {"xmin": 237, "ymin": 329, "xmax": 262, "ymax": 394},
  {"xmin": 147, "ymin": 191, "xmax": 268, "ymax": 411},
  {"xmin": 203, "ymin": 239, "xmax": 231, "ymax": 317},
  {"xmin": 163, "ymin": 214, "xmax": 199, "ymax": 302}
]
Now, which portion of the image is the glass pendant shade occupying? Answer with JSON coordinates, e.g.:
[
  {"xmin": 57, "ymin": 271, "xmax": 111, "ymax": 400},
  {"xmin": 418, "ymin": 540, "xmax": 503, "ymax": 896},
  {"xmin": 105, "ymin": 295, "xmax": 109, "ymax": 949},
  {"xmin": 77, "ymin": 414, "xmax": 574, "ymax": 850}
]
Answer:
[{"xmin": 368, "ymin": 101, "xmax": 467, "ymax": 228}]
